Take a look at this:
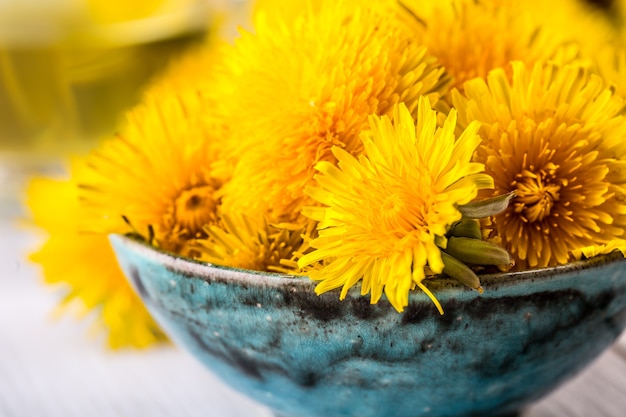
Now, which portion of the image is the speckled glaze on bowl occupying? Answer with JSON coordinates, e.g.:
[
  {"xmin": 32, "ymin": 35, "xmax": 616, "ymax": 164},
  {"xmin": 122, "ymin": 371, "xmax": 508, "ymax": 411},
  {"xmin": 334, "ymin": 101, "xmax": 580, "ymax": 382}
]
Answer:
[{"xmin": 110, "ymin": 234, "xmax": 626, "ymax": 417}]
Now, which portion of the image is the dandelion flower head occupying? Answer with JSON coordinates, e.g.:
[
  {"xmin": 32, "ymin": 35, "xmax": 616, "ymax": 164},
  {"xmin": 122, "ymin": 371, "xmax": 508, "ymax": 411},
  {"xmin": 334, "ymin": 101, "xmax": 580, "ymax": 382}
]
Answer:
[
  {"xmin": 298, "ymin": 98, "xmax": 493, "ymax": 313},
  {"xmin": 452, "ymin": 61, "xmax": 626, "ymax": 268},
  {"xmin": 80, "ymin": 90, "xmax": 225, "ymax": 256}
]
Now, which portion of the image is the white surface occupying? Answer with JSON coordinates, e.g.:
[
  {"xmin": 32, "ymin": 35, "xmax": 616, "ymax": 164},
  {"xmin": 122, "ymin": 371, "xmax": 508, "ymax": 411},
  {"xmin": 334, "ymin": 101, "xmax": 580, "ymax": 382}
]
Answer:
[
  {"xmin": 0, "ymin": 215, "xmax": 272, "ymax": 417},
  {"xmin": 1, "ymin": 191, "xmax": 626, "ymax": 417}
]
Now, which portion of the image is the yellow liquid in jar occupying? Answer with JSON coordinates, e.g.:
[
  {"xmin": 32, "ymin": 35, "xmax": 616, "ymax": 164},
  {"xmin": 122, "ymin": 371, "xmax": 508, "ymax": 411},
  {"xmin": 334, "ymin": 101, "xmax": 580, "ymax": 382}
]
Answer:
[{"xmin": 0, "ymin": 6, "xmax": 210, "ymax": 155}]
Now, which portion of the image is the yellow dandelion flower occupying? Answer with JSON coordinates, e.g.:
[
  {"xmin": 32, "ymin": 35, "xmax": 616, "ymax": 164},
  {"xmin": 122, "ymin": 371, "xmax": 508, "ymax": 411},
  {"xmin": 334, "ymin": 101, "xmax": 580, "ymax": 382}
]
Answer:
[
  {"xmin": 80, "ymin": 91, "xmax": 224, "ymax": 256},
  {"xmin": 572, "ymin": 239, "xmax": 626, "ymax": 260},
  {"xmin": 399, "ymin": 0, "xmax": 580, "ymax": 94},
  {"xmin": 593, "ymin": 43, "xmax": 626, "ymax": 99},
  {"xmin": 195, "ymin": 213, "xmax": 315, "ymax": 273},
  {"xmin": 27, "ymin": 168, "xmax": 166, "ymax": 348},
  {"xmin": 452, "ymin": 61, "xmax": 626, "ymax": 268},
  {"xmin": 142, "ymin": 39, "xmax": 236, "ymax": 182},
  {"xmin": 297, "ymin": 98, "xmax": 493, "ymax": 313},
  {"xmin": 215, "ymin": 0, "xmax": 449, "ymax": 222}
]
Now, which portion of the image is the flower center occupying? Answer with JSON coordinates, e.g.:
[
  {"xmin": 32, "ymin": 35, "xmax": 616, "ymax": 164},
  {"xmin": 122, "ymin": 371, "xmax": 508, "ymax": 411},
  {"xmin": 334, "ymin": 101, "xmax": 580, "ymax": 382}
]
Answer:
[
  {"xmin": 512, "ymin": 162, "xmax": 564, "ymax": 223},
  {"xmin": 171, "ymin": 184, "xmax": 218, "ymax": 236},
  {"xmin": 378, "ymin": 191, "xmax": 427, "ymax": 240}
]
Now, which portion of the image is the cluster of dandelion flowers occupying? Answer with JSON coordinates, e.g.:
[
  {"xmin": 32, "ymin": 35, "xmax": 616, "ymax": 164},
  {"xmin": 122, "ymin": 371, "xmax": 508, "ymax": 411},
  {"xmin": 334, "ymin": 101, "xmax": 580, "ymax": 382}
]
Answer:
[
  {"xmin": 27, "ymin": 172, "xmax": 166, "ymax": 348},
  {"xmin": 79, "ymin": 92, "xmax": 225, "ymax": 256},
  {"xmin": 298, "ymin": 98, "xmax": 494, "ymax": 313},
  {"xmin": 452, "ymin": 61, "xmax": 626, "ymax": 268},
  {"xmin": 215, "ymin": 0, "xmax": 450, "ymax": 223}
]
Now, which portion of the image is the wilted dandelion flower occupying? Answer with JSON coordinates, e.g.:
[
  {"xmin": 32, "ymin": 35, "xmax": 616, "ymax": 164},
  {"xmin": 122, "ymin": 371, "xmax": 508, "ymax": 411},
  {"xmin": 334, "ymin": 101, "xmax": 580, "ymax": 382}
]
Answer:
[
  {"xmin": 298, "ymin": 98, "xmax": 493, "ymax": 313},
  {"xmin": 452, "ymin": 61, "xmax": 626, "ymax": 268},
  {"xmin": 27, "ymin": 170, "xmax": 166, "ymax": 348},
  {"xmin": 216, "ymin": 0, "xmax": 450, "ymax": 223}
]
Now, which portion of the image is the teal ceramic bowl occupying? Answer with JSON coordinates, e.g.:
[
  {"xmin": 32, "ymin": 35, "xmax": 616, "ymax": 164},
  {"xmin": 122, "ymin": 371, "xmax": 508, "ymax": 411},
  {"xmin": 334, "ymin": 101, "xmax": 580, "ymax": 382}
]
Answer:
[{"xmin": 110, "ymin": 234, "xmax": 626, "ymax": 417}]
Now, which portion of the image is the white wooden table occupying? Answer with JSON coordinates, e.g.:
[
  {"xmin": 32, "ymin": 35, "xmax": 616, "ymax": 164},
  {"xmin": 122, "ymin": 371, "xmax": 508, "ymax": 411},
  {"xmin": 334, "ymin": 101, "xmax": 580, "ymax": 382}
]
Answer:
[{"xmin": 1, "ymin": 177, "xmax": 625, "ymax": 417}]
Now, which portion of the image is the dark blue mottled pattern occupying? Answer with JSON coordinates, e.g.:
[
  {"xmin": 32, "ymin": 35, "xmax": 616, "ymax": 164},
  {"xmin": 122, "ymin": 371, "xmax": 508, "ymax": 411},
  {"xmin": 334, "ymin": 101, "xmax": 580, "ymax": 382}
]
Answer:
[{"xmin": 110, "ymin": 235, "xmax": 626, "ymax": 417}]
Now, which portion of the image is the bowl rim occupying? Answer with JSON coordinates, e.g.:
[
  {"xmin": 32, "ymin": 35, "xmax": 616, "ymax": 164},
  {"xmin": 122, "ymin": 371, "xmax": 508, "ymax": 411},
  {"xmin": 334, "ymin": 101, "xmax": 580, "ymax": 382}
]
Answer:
[{"xmin": 110, "ymin": 233, "xmax": 626, "ymax": 291}]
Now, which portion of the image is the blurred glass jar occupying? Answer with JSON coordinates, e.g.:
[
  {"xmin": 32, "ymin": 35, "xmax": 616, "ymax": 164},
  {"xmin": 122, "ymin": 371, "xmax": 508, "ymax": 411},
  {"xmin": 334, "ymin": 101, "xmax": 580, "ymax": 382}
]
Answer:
[{"xmin": 0, "ymin": 0, "xmax": 214, "ymax": 155}]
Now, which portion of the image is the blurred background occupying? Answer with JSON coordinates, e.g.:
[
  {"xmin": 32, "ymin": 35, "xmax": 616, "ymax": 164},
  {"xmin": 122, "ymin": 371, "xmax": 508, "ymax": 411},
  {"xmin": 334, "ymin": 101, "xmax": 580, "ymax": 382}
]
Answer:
[
  {"xmin": 0, "ymin": 0, "xmax": 251, "ymax": 218},
  {"xmin": 1, "ymin": 0, "xmax": 220, "ymax": 152}
]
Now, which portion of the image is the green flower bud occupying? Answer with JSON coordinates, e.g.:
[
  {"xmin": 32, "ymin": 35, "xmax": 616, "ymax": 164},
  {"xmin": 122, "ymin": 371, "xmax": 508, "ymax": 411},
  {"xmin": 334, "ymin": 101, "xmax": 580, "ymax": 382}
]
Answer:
[
  {"xmin": 444, "ymin": 236, "xmax": 512, "ymax": 266},
  {"xmin": 441, "ymin": 251, "xmax": 483, "ymax": 293},
  {"xmin": 458, "ymin": 191, "xmax": 516, "ymax": 219},
  {"xmin": 448, "ymin": 219, "xmax": 482, "ymax": 240}
]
